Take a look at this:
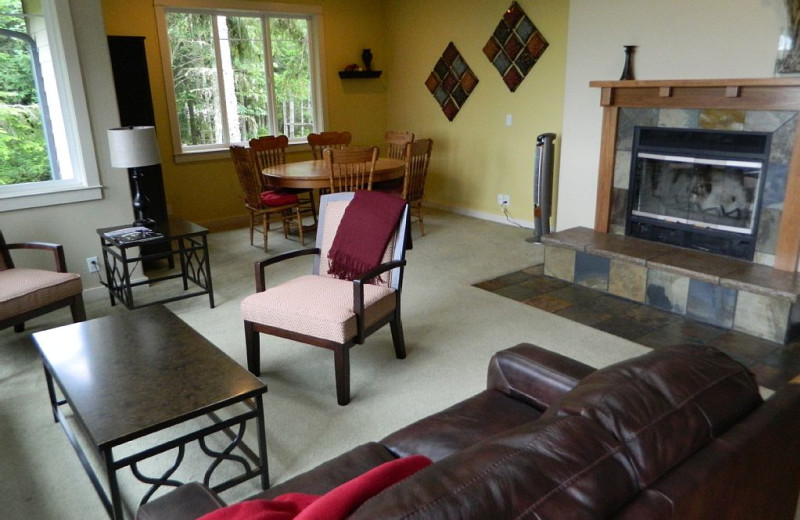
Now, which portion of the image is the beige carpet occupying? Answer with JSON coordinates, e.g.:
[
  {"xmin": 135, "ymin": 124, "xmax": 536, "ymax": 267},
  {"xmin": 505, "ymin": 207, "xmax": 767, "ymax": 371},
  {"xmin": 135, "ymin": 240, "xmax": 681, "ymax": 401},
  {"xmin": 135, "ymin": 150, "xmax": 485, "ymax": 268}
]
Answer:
[{"xmin": 0, "ymin": 208, "xmax": 649, "ymax": 519}]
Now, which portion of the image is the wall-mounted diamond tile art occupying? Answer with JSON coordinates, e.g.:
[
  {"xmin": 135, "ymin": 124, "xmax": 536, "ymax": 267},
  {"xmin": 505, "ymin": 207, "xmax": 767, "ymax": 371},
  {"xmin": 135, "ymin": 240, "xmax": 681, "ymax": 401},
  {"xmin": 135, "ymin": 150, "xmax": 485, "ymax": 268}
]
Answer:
[
  {"xmin": 425, "ymin": 42, "xmax": 479, "ymax": 121},
  {"xmin": 483, "ymin": 1, "xmax": 548, "ymax": 92}
]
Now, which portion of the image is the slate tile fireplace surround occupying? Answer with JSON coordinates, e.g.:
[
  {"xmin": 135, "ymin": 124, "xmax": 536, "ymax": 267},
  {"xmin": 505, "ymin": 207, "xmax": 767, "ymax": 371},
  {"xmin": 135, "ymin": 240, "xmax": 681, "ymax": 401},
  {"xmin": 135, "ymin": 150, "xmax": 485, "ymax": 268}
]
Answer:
[{"xmin": 546, "ymin": 79, "xmax": 800, "ymax": 345}]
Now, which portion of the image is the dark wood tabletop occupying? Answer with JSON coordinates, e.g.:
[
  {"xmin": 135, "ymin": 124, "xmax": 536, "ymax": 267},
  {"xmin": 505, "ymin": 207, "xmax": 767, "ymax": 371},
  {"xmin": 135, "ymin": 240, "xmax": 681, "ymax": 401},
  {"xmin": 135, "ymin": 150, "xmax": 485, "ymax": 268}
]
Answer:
[{"xmin": 33, "ymin": 305, "xmax": 265, "ymax": 449}]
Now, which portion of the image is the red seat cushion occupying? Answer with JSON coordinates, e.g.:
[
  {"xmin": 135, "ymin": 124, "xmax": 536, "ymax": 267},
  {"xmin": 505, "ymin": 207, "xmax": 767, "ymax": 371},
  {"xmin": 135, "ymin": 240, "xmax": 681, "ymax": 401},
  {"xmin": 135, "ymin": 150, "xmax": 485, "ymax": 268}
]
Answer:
[{"xmin": 261, "ymin": 190, "xmax": 299, "ymax": 207}]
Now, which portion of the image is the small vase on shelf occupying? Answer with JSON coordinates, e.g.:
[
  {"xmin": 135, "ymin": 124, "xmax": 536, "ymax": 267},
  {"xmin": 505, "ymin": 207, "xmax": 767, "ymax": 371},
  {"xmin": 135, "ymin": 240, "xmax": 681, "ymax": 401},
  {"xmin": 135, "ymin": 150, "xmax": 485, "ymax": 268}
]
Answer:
[
  {"xmin": 619, "ymin": 45, "xmax": 636, "ymax": 80},
  {"xmin": 362, "ymin": 49, "xmax": 373, "ymax": 71}
]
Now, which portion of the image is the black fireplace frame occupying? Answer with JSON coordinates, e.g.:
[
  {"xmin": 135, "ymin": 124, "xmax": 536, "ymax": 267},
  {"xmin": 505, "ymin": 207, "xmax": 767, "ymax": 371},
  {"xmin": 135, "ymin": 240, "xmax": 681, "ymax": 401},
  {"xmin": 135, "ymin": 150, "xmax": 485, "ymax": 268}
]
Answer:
[{"xmin": 625, "ymin": 126, "xmax": 771, "ymax": 261}]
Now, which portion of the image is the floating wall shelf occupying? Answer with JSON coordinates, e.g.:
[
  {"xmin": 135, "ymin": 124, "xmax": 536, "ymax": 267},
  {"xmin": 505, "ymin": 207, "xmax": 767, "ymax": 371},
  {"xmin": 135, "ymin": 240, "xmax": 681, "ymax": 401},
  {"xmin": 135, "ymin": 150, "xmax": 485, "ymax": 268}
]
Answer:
[{"xmin": 338, "ymin": 70, "xmax": 382, "ymax": 79}]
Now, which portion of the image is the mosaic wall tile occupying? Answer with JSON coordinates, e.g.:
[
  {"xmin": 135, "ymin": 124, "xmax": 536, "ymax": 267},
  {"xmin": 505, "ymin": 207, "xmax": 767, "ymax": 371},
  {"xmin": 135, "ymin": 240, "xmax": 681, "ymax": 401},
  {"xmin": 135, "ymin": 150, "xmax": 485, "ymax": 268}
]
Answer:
[
  {"xmin": 658, "ymin": 109, "xmax": 698, "ymax": 129},
  {"xmin": 769, "ymin": 115, "xmax": 797, "ymax": 165},
  {"xmin": 617, "ymin": 108, "xmax": 659, "ymax": 151},
  {"xmin": 744, "ymin": 110, "xmax": 796, "ymax": 133},
  {"xmin": 755, "ymin": 207, "xmax": 780, "ymax": 255},
  {"xmin": 698, "ymin": 109, "xmax": 745, "ymax": 130},
  {"xmin": 646, "ymin": 269, "xmax": 689, "ymax": 314},
  {"xmin": 574, "ymin": 252, "xmax": 610, "ymax": 290},
  {"xmin": 762, "ymin": 163, "xmax": 788, "ymax": 209},
  {"xmin": 425, "ymin": 42, "xmax": 478, "ymax": 122},
  {"xmin": 609, "ymin": 260, "xmax": 647, "ymax": 302},
  {"xmin": 686, "ymin": 279, "xmax": 736, "ymax": 329},
  {"xmin": 610, "ymin": 188, "xmax": 628, "ymax": 232},
  {"xmin": 482, "ymin": 2, "xmax": 548, "ymax": 92},
  {"xmin": 734, "ymin": 290, "xmax": 791, "ymax": 343},
  {"xmin": 544, "ymin": 245, "xmax": 575, "ymax": 282},
  {"xmin": 613, "ymin": 150, "xmax": 631, "ymax": 189}
]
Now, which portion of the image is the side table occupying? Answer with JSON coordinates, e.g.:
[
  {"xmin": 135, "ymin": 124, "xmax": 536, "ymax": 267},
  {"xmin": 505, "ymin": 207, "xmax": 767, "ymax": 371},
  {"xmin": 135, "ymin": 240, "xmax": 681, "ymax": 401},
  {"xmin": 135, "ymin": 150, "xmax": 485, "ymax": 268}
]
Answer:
[{"xmin": 97, "ymin": 217, "xmax": 215, "ymax": 309}]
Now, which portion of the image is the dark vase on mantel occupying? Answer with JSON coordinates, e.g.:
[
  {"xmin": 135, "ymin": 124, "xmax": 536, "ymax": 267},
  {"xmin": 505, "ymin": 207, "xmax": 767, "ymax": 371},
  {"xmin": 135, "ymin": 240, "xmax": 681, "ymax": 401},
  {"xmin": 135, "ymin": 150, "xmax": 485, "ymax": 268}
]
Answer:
[
  {"xmin": 620, "ymin": 45, "xmax": 636, "ymax": 80},
  {"xmin": 362, "ymin": 48, "xmax": 373, "ymax": 71}
]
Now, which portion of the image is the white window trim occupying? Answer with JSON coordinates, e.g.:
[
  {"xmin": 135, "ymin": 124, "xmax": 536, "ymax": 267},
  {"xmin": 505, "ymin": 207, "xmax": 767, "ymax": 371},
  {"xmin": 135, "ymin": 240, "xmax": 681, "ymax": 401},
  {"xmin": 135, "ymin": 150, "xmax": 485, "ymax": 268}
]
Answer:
[
  {"xmin": 0, "ymin": 0, "xmax": 102, "ymax": 212},
  {"xmin": 154, "ymin": 0, "xmax": 328, "ymax": 162}
]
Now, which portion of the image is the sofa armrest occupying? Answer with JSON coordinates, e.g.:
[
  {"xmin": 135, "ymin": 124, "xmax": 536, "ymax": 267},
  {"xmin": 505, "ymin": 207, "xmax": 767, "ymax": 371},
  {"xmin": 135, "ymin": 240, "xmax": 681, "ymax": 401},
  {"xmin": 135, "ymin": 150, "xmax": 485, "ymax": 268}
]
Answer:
[
  {"xmin": 135, "ymin": 482, "xmax": 225, "ymax": 520},
  {"xmin": 487, "ymin": 343, "xmax": 595, "ymax": 411}
]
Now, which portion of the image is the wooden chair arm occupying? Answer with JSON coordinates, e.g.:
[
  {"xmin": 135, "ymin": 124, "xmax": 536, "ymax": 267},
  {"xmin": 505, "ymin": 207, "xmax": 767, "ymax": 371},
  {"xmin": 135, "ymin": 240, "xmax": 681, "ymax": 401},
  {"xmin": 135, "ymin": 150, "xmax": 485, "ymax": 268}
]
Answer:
[
  {"xmin": 6, "ymin": 241, "xmax": 68, "ymax": 272},
  {"xmin": 352, "ymin": 259, "xmax": 407, "ymax": 340},
  {"xmin": 254, "ymin": 247, "xmax": 319, "ymax": 292}
]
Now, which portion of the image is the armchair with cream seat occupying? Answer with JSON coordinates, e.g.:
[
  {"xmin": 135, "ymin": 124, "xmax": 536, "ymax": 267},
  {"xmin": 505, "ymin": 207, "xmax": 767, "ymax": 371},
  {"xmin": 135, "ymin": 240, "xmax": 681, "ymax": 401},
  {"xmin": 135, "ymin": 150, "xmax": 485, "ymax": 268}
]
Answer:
[
  {"xmin": 0, "ymin": 231, "xmax": 86, "ymax": 332},
  {"xmin": 240, "ymin": 191, "xmax": 410, "ymax": 405}
]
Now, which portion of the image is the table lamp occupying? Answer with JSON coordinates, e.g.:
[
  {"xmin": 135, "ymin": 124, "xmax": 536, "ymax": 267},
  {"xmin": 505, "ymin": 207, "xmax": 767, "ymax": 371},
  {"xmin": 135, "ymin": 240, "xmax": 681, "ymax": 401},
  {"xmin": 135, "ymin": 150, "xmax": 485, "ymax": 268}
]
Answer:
[{"xmin": 108, "ymin": 126, "xmax": 161, "ymax": 228}]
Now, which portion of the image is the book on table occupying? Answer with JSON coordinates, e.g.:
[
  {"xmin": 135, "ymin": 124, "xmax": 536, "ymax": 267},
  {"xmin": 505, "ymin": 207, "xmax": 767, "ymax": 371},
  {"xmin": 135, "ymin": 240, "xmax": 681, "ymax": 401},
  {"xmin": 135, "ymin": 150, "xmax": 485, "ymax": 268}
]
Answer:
[{"xmin": 103, "ymin": 226, "xmax": 163, "ymax": 244}]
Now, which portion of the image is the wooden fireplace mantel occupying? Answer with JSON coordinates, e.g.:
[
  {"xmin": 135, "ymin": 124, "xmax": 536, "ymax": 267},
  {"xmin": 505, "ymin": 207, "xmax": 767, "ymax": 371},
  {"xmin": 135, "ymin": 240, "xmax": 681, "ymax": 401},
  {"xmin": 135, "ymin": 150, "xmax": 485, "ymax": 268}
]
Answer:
[{"xmin": 591, "ymin": 77, "xmax": 800, "ymax": 272}]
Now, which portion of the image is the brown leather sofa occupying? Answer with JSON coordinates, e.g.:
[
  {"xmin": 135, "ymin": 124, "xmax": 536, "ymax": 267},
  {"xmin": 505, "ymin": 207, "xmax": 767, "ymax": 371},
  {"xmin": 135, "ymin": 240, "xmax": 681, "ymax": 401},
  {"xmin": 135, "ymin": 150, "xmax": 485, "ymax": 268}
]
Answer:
[{"xmin": 137, "ymin": 343, "xmax": 800, "ymax": 520}]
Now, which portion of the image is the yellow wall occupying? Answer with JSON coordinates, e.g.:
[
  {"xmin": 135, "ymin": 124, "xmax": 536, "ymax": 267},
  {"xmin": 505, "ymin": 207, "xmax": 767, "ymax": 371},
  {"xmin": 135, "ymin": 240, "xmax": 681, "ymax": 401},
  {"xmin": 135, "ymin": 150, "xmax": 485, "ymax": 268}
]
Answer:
[
  {"xmin": 101, "ymin": 0, "xmax": 391, "ymax": 228},
  {"xmin": 384, "ymin": 0, "xmax": 568, "ymax": 222},
  {"xmin": 101, "ymin": 0, "xmax": 568, "ymax": 228}
]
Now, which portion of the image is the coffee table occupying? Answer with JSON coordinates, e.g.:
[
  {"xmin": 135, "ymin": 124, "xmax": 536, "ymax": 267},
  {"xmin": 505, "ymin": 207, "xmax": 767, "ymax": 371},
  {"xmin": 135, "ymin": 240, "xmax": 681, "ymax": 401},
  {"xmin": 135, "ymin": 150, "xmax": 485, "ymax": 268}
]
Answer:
[{"xmin": 32, "ymin": 306, "xmax": 268, "ymax": 519}]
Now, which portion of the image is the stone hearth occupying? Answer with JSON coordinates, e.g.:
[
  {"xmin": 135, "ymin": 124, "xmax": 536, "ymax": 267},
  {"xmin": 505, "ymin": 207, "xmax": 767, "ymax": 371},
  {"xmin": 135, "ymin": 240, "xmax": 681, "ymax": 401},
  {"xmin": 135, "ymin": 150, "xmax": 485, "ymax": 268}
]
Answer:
[{"xmin": 542, "ymin": 227, "xmax": 800, "ymax": 344}]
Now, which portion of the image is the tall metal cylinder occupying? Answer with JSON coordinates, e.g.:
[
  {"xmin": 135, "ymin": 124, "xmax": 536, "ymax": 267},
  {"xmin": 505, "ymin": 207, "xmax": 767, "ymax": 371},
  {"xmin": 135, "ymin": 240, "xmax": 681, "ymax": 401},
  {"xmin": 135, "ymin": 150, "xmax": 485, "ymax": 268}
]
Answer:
[{"xmin": 532, "ymin": 132, "xmax": 556, "ymax": 242}]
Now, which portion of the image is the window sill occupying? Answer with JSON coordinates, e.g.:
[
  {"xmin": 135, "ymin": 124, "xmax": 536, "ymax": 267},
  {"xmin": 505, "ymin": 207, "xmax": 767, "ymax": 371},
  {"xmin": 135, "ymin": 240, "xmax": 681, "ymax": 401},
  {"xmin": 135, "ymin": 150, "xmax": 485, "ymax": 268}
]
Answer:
[
  {"xmin": 0, "ymin": 184, "xmax": 104, "ymax": 212},
  {"xmin": 173, "ymin": 142, "xmax": 313, "ymax": 163}
]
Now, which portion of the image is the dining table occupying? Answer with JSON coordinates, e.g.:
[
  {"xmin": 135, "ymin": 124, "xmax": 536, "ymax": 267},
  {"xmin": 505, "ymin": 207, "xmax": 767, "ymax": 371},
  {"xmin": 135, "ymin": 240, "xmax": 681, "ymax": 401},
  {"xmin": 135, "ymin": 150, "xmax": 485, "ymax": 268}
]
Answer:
[{"xmin": 262, "ymin": 157, "xmax": 405, "ymax": 189}]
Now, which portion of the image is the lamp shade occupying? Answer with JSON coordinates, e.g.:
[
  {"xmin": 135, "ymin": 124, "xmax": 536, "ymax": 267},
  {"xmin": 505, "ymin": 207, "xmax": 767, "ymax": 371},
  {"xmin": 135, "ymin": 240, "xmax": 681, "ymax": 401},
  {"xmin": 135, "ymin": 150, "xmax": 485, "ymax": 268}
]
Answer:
[{"xmin": 108, "ymin": 126, "xmax": 161, "ymax": 168}]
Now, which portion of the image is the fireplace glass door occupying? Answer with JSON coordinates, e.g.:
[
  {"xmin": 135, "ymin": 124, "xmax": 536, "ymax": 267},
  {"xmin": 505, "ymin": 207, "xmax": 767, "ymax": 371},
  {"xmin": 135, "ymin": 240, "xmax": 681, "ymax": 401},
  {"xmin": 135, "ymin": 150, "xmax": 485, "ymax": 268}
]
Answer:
[{"xmin": 626, "ymin": 127, "xmax": 770, "ymax": 260}]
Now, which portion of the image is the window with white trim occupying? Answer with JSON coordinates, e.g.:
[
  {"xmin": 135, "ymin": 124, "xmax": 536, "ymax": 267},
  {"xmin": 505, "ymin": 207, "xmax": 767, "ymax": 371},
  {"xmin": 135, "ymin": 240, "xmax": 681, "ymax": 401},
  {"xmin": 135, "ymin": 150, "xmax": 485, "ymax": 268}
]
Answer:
[
  {"xmin": 0, "ymin": 0, "xmax": 101, "ymax": 211},
  {"xmin": 155, "ymin": 1, "xmax": 325, "ymax": 157}
]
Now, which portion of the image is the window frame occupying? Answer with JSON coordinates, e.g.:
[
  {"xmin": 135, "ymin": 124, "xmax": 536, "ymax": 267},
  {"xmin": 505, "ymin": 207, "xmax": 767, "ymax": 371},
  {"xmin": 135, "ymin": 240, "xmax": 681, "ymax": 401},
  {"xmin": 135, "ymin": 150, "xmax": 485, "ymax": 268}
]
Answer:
[
  {"xmin": 154, "ymin": 0, "xmax": 327, "ymax": 162},
  {"xmin": 0, "ymin": 0, "xmax": 102, "ymax": 212}
]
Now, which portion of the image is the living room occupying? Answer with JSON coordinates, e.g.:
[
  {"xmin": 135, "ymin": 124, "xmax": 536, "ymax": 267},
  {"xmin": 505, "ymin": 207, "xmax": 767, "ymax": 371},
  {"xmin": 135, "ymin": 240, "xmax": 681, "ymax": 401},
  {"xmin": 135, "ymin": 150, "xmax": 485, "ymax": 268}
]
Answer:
[{"xmin": 2, "ymin": 0, "xmax": 798, "ymax": 518}]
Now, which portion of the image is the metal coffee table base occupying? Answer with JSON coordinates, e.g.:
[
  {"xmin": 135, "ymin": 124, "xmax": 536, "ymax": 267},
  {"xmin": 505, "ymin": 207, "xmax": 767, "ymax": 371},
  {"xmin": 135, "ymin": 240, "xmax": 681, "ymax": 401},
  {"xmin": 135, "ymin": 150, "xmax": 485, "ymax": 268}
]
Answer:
[{"xmin": 43, "ymin": 369, "xmax": 267, "ymax": 519}]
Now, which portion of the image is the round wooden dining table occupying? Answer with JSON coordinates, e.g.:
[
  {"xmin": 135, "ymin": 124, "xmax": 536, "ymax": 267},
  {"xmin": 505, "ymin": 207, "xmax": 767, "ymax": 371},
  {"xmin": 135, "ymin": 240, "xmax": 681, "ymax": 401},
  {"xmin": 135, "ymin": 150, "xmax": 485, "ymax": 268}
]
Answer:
[{"xmin": 262, "ymin": 158, "xmax": 405, "ymax": 189}]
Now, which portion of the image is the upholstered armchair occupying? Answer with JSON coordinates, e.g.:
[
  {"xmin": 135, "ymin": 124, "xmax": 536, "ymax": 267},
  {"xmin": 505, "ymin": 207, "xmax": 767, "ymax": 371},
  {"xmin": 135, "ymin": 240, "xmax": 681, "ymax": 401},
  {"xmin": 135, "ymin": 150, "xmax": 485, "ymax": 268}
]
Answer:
[
  {"xmin": 0, "ymin": 231, "xmax": 86, "ymax": 332},
  {"xmin": 241, "ymin": 191, "xmax": 410, "ymax": 405}
]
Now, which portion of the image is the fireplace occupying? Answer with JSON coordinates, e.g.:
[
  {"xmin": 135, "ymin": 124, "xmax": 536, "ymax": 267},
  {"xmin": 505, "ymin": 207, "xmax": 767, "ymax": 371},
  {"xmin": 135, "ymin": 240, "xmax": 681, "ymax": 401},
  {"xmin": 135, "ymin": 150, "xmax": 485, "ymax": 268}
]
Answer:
[{"xmin": 625, "ymin": 127, "xmax": 770, "ymax": 260}]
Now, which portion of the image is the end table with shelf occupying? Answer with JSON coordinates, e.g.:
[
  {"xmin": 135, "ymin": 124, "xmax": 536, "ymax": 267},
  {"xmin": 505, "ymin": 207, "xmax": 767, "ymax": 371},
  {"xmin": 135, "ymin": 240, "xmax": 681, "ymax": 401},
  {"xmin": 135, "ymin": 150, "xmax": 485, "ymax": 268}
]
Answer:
[{"xmin": 97, "ymin": 217, "xmax": 215, "ymax": 309}]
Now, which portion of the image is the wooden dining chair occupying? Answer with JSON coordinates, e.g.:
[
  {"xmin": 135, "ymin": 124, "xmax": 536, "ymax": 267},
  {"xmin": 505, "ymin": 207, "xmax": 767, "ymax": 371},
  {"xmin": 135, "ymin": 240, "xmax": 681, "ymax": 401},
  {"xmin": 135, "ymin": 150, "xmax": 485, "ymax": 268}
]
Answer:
[
  {"xmin": 384, "ymin": 130, "xmax": 415, "ymax": 160},
  {"xmin": 307, "ymin": 131, "xmax": 352, "ymax": 160},
  {"xmin": 249, "ymin": 135, "xmax": 317, "ymax": 225},
  {"xmin": 323, "ymin": 146, "xmax": 379, "ymax": 193},
  {"xmin": 400, "ymin": 139, "xmax": 433, "ymax": 235},
  {"xmin": 230, "ymin": 145, "xmax": 305, "ymax": 251}
]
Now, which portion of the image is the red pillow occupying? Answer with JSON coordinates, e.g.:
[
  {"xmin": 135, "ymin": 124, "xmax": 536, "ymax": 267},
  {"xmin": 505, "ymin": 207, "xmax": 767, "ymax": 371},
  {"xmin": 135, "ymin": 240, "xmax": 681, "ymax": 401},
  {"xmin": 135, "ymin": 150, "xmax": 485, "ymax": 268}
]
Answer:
[
  {"xmin": 261, "ymin": 190, "xmax": 299, "ymax": 207},
  {"xmin": 196, "ymin": 455, "xmax": 431, "ymax": 520}
]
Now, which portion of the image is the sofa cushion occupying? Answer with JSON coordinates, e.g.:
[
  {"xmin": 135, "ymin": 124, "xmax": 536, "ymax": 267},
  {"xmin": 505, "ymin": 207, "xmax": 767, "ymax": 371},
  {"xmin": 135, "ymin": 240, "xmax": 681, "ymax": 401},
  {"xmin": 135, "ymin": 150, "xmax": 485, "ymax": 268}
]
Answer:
[
  {"xmin": 254, "ymin": 443, "xmax": 398, "ymax": 500},
  {"xmin": 545, "ymin": 344, "xmax": 762, "ymax": 489},
  {"xmin": 380, "ymin": 389, "xmax": 543, "ymax": 461},
  {"xmin": 350, "ymin": 415, "xmax": 639, "ymax": 520}
]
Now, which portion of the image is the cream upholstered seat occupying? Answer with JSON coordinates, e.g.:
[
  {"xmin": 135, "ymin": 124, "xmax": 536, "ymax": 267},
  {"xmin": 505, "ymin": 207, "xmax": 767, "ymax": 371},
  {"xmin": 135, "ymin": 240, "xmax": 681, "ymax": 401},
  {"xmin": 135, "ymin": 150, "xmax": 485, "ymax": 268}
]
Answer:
[
  {"xmin": 0, "ymin": 231, "xmax": 86, "ymax": 332},
  {"xmin": 241, "ymin": 191, "xmax": 410, "ymax": 405}
]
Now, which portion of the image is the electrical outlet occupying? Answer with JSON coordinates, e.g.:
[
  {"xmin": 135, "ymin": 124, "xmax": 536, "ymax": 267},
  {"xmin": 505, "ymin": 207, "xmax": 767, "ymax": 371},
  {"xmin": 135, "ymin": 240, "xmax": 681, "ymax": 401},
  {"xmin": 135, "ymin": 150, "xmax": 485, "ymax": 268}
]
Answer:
[
  {"xmin": 497, "ymin": 194, "xmax": 510, "ymax": 207},
  {"xmin": 87, "ymin": 256, "xmax": 99, "ymax": 273}
]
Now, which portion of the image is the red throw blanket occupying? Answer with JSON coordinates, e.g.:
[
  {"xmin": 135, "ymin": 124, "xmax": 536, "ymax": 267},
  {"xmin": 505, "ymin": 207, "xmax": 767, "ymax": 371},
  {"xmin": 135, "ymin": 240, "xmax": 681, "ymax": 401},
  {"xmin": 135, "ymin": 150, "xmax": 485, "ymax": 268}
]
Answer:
[
  {"xmin": 197, "ymin": 455, "xmax": 432, "ymax": 520},
  {"xmin": 327, "ymin": 190, "xmax": 406, "ymax": 281}
]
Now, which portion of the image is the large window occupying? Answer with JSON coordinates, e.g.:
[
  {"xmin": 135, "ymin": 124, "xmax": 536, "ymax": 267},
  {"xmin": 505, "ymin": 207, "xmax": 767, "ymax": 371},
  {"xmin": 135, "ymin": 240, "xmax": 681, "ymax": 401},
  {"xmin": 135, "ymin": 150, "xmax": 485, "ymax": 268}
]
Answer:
[
  {"xmin": 156, "ymin": 1, "xmax": 324, "ymax": 157},
  {"xmin": 0, "ymin": 0, "xmax": 101, "ymax": 210}
]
